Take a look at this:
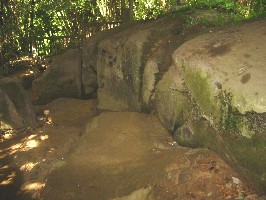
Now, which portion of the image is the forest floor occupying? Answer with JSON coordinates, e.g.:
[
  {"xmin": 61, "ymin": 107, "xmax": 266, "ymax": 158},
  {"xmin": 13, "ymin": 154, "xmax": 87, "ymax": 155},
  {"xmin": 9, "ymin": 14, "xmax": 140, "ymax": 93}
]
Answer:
[{"xmin": 0, "ymin": 98, "xmax": 264, "ymax": 200}]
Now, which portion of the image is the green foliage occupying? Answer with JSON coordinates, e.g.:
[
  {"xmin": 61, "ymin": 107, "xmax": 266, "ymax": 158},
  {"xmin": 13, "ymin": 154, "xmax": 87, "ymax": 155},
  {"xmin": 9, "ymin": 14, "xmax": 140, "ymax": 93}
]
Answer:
[
  {"xmin": 0, "ymin": 0, "xmax": 265, "ymax": 64},
  {"xmin": 185, "ymin": 0, "xmax": 266, "ymax": 18},
  {"xmin": 134, "ymin": 0, "xmax": 166, "ymax": 20},
  {"xmin": 185, "ymin": 0, "xmax": 235, "ymax": 10}
]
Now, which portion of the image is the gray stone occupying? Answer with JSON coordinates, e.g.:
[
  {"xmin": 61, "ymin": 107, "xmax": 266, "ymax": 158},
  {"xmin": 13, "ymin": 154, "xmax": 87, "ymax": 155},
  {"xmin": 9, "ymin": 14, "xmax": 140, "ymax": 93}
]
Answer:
[
  {"xmin": 155, "ymin": 67, "xmax": 193, "ymax": 132},
  {"xmin": 96, "ymin": 17, "xmax": 184, "ymax": 112},
  {"xmin": 82, "ymin": 35, "xmax": 101, "ymax": 97},
  {"xmin": 170, "ymin": 19, "xmax": 266, "ymax": 192},
  {"xmin": 173, "ymin": 19, "xmax": 266, "ymax": 115},
  {"xmin": 82, "ymin": 23, "xmax": 145, "ymax": 98},
  {"xmin": 32, "ymin": 49, "xmax": 82, "ymax": 105},
  {"xmin": 97, "ymin": 28, "xmax": 149, "ymax": 111},
  {"xmin": 94, "ymin": 17, "xmax": 266, "ymax": 192},
  {"xmin": 0, "ymin": 78, "xmax": 36, "ymax": 129},
  {"xmin": 173, "ymin": 124, "xmax": 195, "ymax": 147},
  {"xmin": 142, "ymin": 60, "xmax": 159, "ymax": 107}
]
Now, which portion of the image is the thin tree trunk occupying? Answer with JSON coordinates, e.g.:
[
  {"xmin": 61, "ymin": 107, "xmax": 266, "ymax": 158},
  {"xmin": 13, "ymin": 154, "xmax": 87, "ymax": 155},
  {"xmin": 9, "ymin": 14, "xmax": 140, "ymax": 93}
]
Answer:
[
  {"xmin": 121, "ymin": 0, "xmax": 126, "ymax": 22},
  {"xmin": 30, "ymin": 0, "xmax": 36, "ymax": 56},
  {"xmin": 0, "ymin": 0, "xmax": 5, "ymax": 73},
  {"xmin": 0, "ymin": 0, "xmax": 3, "ymax": 26},
  {"xmin": 129, "ymin": 0, "xmax": 133, "ymax": 21}
]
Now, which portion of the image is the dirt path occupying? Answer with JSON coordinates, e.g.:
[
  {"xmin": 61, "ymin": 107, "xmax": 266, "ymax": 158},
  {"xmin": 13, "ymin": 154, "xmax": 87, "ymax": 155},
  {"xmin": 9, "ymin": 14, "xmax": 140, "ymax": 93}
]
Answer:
[{"xmin": 0, "ymin": 98, "xmax": 263, "ymax": 200}]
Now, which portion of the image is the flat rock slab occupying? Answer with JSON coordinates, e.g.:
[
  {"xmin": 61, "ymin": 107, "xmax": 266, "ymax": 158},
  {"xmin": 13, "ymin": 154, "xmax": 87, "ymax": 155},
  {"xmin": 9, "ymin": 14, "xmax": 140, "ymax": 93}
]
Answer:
[
  {"xmin": 42, "ymin": 112, "xmax": 256, "ymax": 200},
  {"xmin": 36, "ymin": 98, "xmax": 98, "ymax": 128}
]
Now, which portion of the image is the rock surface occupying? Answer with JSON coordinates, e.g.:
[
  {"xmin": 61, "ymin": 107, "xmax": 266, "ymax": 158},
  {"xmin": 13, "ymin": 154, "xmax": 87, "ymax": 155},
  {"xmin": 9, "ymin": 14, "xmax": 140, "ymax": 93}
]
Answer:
[
  {"xmin": 35, "ymin": 98, "xmax": 97, "ymax": 128},
  {"xmin": 0, "ymin": 99, "xmax": 262, "ymax": 200},
  {"xmin": 169, "ymin": 19, "xmax": 266, "ymax": 191},
  {"xmin": 81, "ymin": 28, "xmax": 124, "ymax": 98},
  {"xmin": 27, "ymin": 12, "xmax": 266, "ymax": 193},
  {"xmin": 42, "ymin": 112, "xmax": 256, "ymax": 200},
  {"xmin": 0, "ymin": 77, "xmax": 36, "ymax": 129},
  {"xmin": 31, "ymin": 24, "xmax": 143, "ymax": 104},
  {"xmin": 95, "ymin": 17, "xmax": 266, "ymax": 192},
  {"xmin": 32, "ymin": 49, "xmax": 82, "ymax": 105},
  {"xmin": 97, "ymin": 16, "xmax": 185, "ymax": 111},
  {"xmin": 173, "ymin": 19, "xmax": 266, "ymax": 115}
]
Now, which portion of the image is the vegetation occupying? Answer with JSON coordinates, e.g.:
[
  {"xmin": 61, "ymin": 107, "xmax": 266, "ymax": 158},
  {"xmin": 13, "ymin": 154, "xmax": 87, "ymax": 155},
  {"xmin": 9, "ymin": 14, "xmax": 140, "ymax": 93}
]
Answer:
[
  {"xmin": 216, "ymin": 90, "xmax": 244, "ymax": 132},
  {"xmin": 0, "ymin": 0, "xmax": 265, "ymax": 75}
]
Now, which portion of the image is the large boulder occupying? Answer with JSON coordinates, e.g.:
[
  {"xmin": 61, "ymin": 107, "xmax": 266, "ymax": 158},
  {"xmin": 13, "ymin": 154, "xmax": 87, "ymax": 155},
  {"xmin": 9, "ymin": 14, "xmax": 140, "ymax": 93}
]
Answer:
[
  {"xmin": 0, "ymin": 78, "xmax": 36, "ymax": 129},
  {"xmin": 173, "ymin": 19, "xmax": 266, "ymax": 115},
  {"xmin": 94, "ymin": 15, "xmax": 266, "ymax": 192},
  {"xmin": 32, "ymin": 49, "xmax": 82, "ymax": 105},
  {"xmin": 155, "ymin": 67, "xmax": 193, "ymax": 132},
  {"xmin": 82, "ymin": 28, "xmax": 121, "ymax": 98},
  {"xmin": 96, "ymin": 10, "xmax": 232, "ymax": 112},
  {"xmin": 82, "ymin": 33, "xmax": 107, "ymax": 98},
  {"xmin": 97, "ymin": 28, "xmax": 149, "ymax": 111},
  {"xmin": 82, "ymin": 22, "xmax": 148, "ymax": 98},
  {"xmin": 97, "ymin": 17, "xmax": 184, "ymax": 111},
  {"xmin": 32, "ymin": 24, "xmax": 142, "ymax": 105},
  {"xmin": 155, "ymin": 19, "xmax": 266, "ymax": 192}
]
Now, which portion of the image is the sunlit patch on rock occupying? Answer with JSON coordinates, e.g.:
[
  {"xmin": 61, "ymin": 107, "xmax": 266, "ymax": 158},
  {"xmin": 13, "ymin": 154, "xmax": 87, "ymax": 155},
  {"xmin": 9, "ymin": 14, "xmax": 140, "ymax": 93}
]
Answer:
[
  {"xmin": 0, "ymin": 171, "xmax": 16, "ymax": 186},
  {"xmin": 20, "ymin": 162, "xmax": 39, "ymax": 172},
  {"xmin": 20, "ymin": 182, "xmax": 46, "ymax": 198},
  {"xmin": 40, "ymin": 135, "xmax": 49, "ymax": 140}
]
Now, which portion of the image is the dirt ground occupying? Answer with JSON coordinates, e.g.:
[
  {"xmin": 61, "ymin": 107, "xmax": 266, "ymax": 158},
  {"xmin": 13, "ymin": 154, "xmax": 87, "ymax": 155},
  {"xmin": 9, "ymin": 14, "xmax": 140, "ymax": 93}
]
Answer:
[{"xmin": 0, "ymin": 98, "xmax": 264, "ymax": 200}]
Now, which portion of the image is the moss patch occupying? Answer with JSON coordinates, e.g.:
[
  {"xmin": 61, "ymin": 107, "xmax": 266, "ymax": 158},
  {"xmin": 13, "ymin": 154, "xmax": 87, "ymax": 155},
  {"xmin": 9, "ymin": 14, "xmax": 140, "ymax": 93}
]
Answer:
[
  {"xmin": 174, "ymin": 63, "xmax": 266, "ymax": 192},
  {"xmin": 216, "ymin": 90, "xmax": 244, "ymax": 133},
  {"xmin": 181, "ymin": 64, "xmax": 221, "ymax": 121}
]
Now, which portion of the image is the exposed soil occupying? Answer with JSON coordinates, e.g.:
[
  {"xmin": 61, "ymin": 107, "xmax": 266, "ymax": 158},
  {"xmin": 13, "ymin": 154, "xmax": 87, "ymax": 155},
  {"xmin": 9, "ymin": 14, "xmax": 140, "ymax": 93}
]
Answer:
[{"xmin": 0, "ymin": 98, "xmax": 264, "ymax": 200}]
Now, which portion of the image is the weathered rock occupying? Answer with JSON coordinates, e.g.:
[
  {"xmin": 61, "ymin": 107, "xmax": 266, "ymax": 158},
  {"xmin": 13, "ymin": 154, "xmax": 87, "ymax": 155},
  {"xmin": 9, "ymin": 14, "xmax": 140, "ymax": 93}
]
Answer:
[
  {"xmin": 142, "ymin": 60, "xmax": 159, "ymax": 110},
  {"xmin": 0, "ymin": 77, "xmax": 36, "ymax": 129},
  {"xmin": 173, "ymin": 124, "xmax": 195, "ymax": 146},
  {"xmin": 97, "ymin": 28, "xmax": 149, "ymax": 111},
  {"xmin": 95, "ymin": 16, "xmax": 266, "ymax": 193},
  {"xmin": 97, "ymin": 17, "xmax": 184, "ymax": 111},
  {"xmin": 32, "ymin": 49, "xmax": 82, "ymax": 105},
  {"xmin": 167, "ymin": 19, "xmax": 266, "ymax": 192},
  {"xmin": 82, "ymin": 34, "xmax": 104, "ymax": 97},
  {"xmin": 96, "ymin": 11, "xmax": 216, "ymax": 112},
  {"xmin": 82, "ymin": 22, "xmax": 146, "ymax": 98},
  {"xmin": 173, "ymin": 19, "xmax": 266, "ymax": 115},
  {"xmin": 155, "ymin": 67, "xmax": 193, "ymax": 132},
  {"xmin": 18, "ymin": 73, "xmax": 35, "ymax": 89}
]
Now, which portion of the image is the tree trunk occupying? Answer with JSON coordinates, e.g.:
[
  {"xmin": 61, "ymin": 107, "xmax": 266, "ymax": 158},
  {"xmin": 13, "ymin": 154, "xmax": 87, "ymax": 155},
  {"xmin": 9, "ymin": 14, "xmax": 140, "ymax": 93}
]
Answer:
[
  {"xmin": 30, "ymin": 0, "xmax": 36, "ymax": 56},
  {"xmin": 0, "ymin": 0, "xmax": 3, "ymax": 26},
  {"xmin": 129, "ymin": 0, "xmax": 133, "ymax": 21},
  {"xmin": 121, "ymin": 0, "xmax": 125, "ymax": 22},
  {"xmin": 0, "ymin": 49, "xmax": 4, "ymax": 75},
  {"xmin": 0, "ymin": 0, "xmax": 4, "ymax": 74}
]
